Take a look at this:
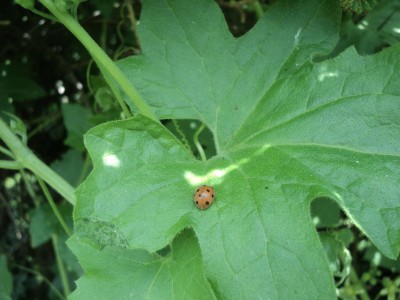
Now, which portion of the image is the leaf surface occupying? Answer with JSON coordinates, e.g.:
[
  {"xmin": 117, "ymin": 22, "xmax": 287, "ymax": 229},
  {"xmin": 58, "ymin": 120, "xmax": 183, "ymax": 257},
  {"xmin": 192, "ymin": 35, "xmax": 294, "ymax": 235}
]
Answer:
[
  {"xmin": 71, "ymin": 0, "xmax": 400, "ymax": 298},
  {"xmin": 119, "ymin": 0, "xmax": 342, "ymax": 149},
  {"xmin": 68, "ymin": 229, "xmax": 216, "ymax": 299}
]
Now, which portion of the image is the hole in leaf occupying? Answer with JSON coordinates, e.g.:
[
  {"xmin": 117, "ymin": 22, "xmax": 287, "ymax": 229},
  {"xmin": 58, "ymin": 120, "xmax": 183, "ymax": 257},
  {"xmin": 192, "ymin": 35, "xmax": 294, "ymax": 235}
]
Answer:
[
  {"xmin": 156, "ymin": 245, "xmax": 171, "ymax": 257},
  {"xmin": 311, "ymin": 197, "xmax": 342, "ymax": 229}
]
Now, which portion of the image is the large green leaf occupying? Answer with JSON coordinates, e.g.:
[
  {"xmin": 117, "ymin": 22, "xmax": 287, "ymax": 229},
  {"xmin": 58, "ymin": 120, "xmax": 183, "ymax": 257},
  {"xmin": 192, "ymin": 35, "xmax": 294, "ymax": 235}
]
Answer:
[
  {"xmin": 70, "ymin": 0, "xmax": 400, "ymax": 298},
  {"xmin": 120, "ymin": 0, "xmax": 342, "ymax": 150}
]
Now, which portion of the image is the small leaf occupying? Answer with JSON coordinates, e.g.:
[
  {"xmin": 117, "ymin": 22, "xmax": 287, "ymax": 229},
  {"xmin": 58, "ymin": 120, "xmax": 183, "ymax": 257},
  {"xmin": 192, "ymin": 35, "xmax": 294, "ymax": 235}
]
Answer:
[
  {"xmin": 29, "ymin": 203, "xmax": 72, "ymax": 247},
  {"xmin": 0, "ymin": 255, "xmax": 13, "ymax": 300},
  {"xmin": 51, "ymin": 149, "xmax": 85, "ymax": 187},
  {"xmin": 61, "ymin": 103, "xmax": 93, "ymax": 152},
  {"xmin": 15, "ymin": 0, "xmax": 35, "ymax": 9},
  {"xmin": 319, "ymin": 231, "xmax": 352, "ymax": 284},
  {"xmin": 29, "ymin": 203, "xmax": 81, "ymax": 275},
  {"xmin": 3, "ymin": 113, "xmax": 27, "ymax": 145}
]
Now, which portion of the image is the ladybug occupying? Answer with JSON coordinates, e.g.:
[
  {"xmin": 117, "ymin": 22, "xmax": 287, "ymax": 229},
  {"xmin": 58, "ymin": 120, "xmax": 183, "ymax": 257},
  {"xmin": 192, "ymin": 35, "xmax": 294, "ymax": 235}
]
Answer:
[{"xmin": 193, "ymin": 185, "xmax": 215, "ymax": 210}]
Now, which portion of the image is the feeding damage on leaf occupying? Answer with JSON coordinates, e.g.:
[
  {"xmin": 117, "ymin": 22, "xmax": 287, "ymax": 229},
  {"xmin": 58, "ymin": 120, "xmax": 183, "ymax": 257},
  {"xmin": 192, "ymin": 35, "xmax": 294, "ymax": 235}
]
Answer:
[{"xmin": 75, "ymin": 218, "xmax": 129, "ymax": 250}]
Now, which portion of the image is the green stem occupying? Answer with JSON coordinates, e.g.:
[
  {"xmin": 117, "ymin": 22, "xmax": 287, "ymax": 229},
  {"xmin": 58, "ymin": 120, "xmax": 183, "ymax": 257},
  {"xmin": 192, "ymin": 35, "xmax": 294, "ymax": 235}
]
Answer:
[
  {"xmin": 125, "ymin": 0, "xmax": 138, "ymax": 32},
  {"xmin": 252, "ymin": 1, "xmax": 264, "ymax": 19},
  {"xmin": 97, "ymin": 18, "xmax": 131, "ymax": 119},
  {"xmin": 86, "ymin": 59, "xmax": 95, "ymax": 94},
  {"xmin": 0, "ymin": 118, "xmax": 76, "ymax": 205},
  {"xmin": 52, "ymin": 234, "xmax": 71, "ymax": 297},
  {"xmin": 21, "ymin": 170, "xmax": 40, "ymax": 207},
  {"xmin": 37, "ymin": 177, "xmax": 72, "ymax": 237},
  {"xmin": 0, "ymin": 145, "xmax": 14, "ymax": 158},
  {"xmin": 100, "ymin": 20, "xmax": 108, "ymax": 50},
  {"xmin": 172, "ymin": 119, "xmax": 191, "ymax": 151},
  {"xmin": 15, "ymin": 265, "xmax": 66, "ymax": 300},
  {"xmin": 30, "ymin": 7, "xmax": 58, "ymax": 22},
  {"xmin": 193, "ymin": 123, "xmax": 207, "ymax": 161},
  {"xmin": 99, "ymin": 64, "xmax": 132, "ymax": 118},
  {"xmin": 28, "ymin": 111, "xmax": 61, "ymax": 139},
  {"xmin": 0, "ymin": 160, "xmax": 22, "ymax": 170},
  {"xmin": 349, "ymin": 266, "xmax": 371, "ymax": 300},
  {"xmin": 39, "ymin": 0, "xmax": 158, "ymax": 121}
]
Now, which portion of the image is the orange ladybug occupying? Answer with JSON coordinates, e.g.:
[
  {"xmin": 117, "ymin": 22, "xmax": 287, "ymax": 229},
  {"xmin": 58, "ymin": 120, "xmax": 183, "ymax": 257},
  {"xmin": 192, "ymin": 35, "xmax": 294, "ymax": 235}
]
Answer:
[{"xmin": 193, "ymin": 185, "xmax": 215, "ymax": 210}]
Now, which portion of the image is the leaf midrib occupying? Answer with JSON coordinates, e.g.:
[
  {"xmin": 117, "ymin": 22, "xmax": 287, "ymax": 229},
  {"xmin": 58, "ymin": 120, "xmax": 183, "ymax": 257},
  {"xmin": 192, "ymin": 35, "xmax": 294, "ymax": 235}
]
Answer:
[
  {"xmin": 224, "ymin": 142, "xmax": 400, "ymax": 158},
  {"xmin": 224, "ymin": 92, "xmax": 399, "ymax": 156}
]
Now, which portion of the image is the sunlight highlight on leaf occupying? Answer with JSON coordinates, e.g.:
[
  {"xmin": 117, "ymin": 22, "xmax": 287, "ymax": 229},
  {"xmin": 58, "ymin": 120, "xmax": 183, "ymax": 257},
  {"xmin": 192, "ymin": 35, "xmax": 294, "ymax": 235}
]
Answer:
[
  {"xmin": 185, "ymin": 144, "xmax": 272, "ymax": 185},
  {"xmin": 182, "ymin": 144, "xmax": 274, "ymax": 186},
  {"xmin": 184, "ymin": 167, "xmax": 237, "ymax": 185},
  {"xmin": 184, "ymin": 158, "xmax": 250, "ymax": 186},
  {"xmin": 317, "ymin": 65, "xmax": 339, "ymax": 82},
  {"xmin": 102, "ymin": 152, "xmax": 120, "ymax": 167}
]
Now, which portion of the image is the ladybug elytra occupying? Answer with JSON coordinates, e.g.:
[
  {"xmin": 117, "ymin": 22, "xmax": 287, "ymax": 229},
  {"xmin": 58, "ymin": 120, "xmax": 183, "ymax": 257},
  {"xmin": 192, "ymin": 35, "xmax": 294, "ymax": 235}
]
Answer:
[{"xmin": 193, "ymin": 185, "xmax": 215, "ymax": 210}]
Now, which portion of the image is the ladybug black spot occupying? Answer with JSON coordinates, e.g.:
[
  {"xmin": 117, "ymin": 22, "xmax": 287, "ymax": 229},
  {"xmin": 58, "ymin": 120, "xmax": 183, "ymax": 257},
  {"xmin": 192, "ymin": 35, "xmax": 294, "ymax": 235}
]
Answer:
[
  {"xmin": 206, "ymin": 189, "xmax": 210, "ymax": 192},
  {"xmin": 197, "ymin": 189, "xmax": 200, "ymax": 192},
  {"xmin": 211, "ymin": 194, "xmax": 214, "ymax": 198},
  {"xmin": 206, "ymin": 201, "xmax": 209, "ymax": 205},
  {"xmin": 196, "ymin": 201, "xmax": 199, "ymax": 204}
]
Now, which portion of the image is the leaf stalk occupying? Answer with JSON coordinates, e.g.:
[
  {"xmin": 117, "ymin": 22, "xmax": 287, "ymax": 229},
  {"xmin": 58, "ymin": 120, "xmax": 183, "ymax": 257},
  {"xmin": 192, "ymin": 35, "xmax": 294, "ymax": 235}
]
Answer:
[
  {"xmin": 39, "ymin": 0, "xmax": 158, "ymax": 121},
  {"xmin": 0, "ymin": 118, "xmax": 76, "ymax": 205}
]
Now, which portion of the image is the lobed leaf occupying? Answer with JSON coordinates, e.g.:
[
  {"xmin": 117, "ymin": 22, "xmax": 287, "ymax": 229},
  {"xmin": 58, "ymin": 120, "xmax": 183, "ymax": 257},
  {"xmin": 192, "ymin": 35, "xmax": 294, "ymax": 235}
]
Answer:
[{"xmin": 70, "ymin": 0, "xmax": 400, "ymax": 298}]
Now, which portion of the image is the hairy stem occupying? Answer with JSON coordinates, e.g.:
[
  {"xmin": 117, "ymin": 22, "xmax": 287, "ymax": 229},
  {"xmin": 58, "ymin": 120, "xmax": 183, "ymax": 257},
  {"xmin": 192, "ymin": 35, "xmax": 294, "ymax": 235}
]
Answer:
[
  {"xmin": 252, "ymin": 1, "xmax": 264, "ymax": 19},
  {"xmin": 0, "ymin": 160, "xmax": 22, "ymax": 170},
  {"xmin": 39, "ymin": 0, "xmax": 157, "ymax": 121},
  {"xmin": 15, "ymin": 265, "xmax": 66, "ymax": 300},
  {"xmin": 38, "ymin": 177, "xmax": 72, "ymax": 237},
  {"xmin": 0, "ymin": 118, "xmax": 76, "ymax": 205},
  {"xmin": 193, "ymin": 123, "xmax": 207, "ymax": 161},
  {"xmin": 52, "ymin": 235, "xmax": 71, "ymax": 297}
]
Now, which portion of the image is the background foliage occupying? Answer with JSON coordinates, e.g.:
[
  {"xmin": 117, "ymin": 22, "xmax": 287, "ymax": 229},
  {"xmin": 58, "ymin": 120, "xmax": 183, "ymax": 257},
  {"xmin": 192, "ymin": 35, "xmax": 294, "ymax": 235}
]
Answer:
[{"xmin": 1, "ymin": 0, "xmax": 400, "ymax": 299}]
